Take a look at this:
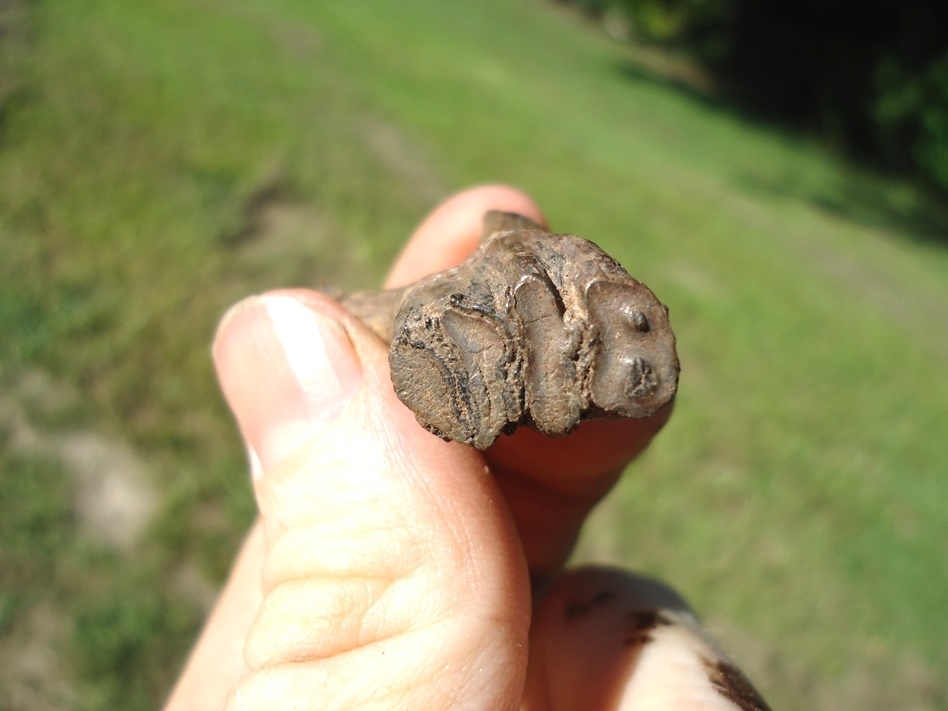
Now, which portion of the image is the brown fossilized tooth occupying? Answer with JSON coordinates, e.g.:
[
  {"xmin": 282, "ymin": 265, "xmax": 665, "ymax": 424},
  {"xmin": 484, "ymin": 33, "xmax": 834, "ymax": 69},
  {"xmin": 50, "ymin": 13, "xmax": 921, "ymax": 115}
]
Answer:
[{"xmin": 341, "ymin": 211, "xmax": 679, "ymax": 449}]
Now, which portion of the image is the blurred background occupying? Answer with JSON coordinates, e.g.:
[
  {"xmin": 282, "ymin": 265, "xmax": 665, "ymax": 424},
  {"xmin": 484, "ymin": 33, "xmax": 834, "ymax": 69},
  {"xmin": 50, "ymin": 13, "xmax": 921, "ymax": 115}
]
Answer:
[{"xmin": 1, "ymin": 0, "xmax": 946, "ymax": 708}]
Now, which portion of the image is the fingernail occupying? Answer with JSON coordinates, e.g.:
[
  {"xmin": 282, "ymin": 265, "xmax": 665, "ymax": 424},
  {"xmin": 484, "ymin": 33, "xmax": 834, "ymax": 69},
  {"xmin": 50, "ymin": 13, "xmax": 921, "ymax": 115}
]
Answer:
[
  {"xmin": 247, "ymin": 444, "xmax": 264, "ymax": 482},
  {"xmin": 213, "ymin": 294, "xmax": 362, "ymax": 471}
]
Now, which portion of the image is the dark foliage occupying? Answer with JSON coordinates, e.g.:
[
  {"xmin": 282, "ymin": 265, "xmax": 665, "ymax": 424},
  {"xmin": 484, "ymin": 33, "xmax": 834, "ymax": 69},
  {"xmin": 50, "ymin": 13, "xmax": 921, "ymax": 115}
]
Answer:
[{"xmin": 571, "ymin": 0, "xmax": 948, "ymax": 194}]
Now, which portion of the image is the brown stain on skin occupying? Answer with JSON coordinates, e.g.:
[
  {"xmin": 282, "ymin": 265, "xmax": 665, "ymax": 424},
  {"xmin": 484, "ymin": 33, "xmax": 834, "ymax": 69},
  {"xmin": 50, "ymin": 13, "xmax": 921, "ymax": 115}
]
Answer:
[
  {"xmin": 564, "ymin": 590, "xmax": 616, "ymax": 621},
  {"xmin": 704, "ymin": 658, "xmax": 773, "ymax": 711},
  {"xmin": 626, "ymin": 609, "xmax": 673, "ymax": 629},
  {"xmin": 622, "ymin": 631, "xmax": 653, "ymax": 647},
  {"xmin": 621, "ymin": 609, "xmax": 672, "ymax": 647}
]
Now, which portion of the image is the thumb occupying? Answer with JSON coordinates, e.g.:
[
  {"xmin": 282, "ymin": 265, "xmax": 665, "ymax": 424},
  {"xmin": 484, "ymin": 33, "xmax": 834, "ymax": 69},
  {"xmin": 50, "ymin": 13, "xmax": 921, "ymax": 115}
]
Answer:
[
  {"xmin": 213, "ymin": 291, "xmax": 531, "ymax": 711},
  {"xmin": 213, "ymin": 291, "xmax": 363, "ymax": 475}
]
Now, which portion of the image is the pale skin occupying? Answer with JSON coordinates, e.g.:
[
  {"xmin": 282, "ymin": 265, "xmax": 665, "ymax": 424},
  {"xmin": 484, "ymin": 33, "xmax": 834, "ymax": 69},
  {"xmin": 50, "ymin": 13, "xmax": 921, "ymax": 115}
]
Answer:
[{"xmin": 163, "ymin": 185, "xmax": 771, "ymax": 711}]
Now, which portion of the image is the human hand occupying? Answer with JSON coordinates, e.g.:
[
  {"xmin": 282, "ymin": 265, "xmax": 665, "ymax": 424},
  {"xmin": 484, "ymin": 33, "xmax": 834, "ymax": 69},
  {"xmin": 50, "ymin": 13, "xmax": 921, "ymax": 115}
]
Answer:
[{"xmin": 164, "ymin": 185, "xmax": 770, "ymax": 710}]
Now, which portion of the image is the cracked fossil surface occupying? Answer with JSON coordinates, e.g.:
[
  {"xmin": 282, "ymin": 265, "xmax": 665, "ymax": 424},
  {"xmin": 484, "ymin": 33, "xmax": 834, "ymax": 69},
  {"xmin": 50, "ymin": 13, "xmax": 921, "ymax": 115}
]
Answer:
[{"xmin": 341, "ymin": 211, "xmax": 680, "ymax": 449}]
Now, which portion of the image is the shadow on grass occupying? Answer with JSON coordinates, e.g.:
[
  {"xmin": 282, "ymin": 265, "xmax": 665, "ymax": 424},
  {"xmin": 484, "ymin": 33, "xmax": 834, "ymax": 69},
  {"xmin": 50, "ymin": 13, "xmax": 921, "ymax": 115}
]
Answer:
[
  {"xmin": 615, "ymin": 57, "xmax": 948, "ymax": 248},
  {"xmin": 615, "ymin": 58, "xmax": 728, "ymax": 116},
  {"xmin": 739, "ymin": 172, "xmax": 948, "ymax": 247}
]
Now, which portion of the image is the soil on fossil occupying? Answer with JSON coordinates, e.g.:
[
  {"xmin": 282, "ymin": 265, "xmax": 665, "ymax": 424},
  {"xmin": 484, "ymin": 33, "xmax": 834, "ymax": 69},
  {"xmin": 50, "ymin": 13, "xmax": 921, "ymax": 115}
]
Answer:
[{"xmin": 341, "ymin": 211, "xmax": 680, "ymax": 449}]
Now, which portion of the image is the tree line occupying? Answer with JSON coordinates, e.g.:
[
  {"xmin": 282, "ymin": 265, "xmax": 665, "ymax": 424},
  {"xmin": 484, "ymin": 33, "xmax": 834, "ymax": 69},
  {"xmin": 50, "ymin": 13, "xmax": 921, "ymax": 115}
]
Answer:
[{"xmin": 567, "ymin": 0, "xmax": 948, "ymax": 194}]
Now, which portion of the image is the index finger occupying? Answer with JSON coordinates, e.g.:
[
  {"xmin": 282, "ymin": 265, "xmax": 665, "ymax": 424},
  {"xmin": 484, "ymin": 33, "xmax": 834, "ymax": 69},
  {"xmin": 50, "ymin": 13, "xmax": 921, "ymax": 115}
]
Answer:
[{"xmin": 384, "ymin": 184, "xmax": 548, "ymax": 288}]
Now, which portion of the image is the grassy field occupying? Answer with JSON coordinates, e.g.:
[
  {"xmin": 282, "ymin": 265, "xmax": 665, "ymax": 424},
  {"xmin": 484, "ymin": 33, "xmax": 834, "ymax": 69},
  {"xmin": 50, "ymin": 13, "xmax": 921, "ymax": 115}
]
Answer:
[{"xmin": 1, "ymin": 0, "xmax": 947, "ymax": 708}]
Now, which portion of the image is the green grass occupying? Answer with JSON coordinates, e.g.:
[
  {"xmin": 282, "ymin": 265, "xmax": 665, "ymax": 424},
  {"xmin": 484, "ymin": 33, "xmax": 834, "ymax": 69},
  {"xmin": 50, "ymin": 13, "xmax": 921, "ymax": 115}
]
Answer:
[{"xmin": 1, "ymin": 0, "xmax": 946, "ymax": 708}]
